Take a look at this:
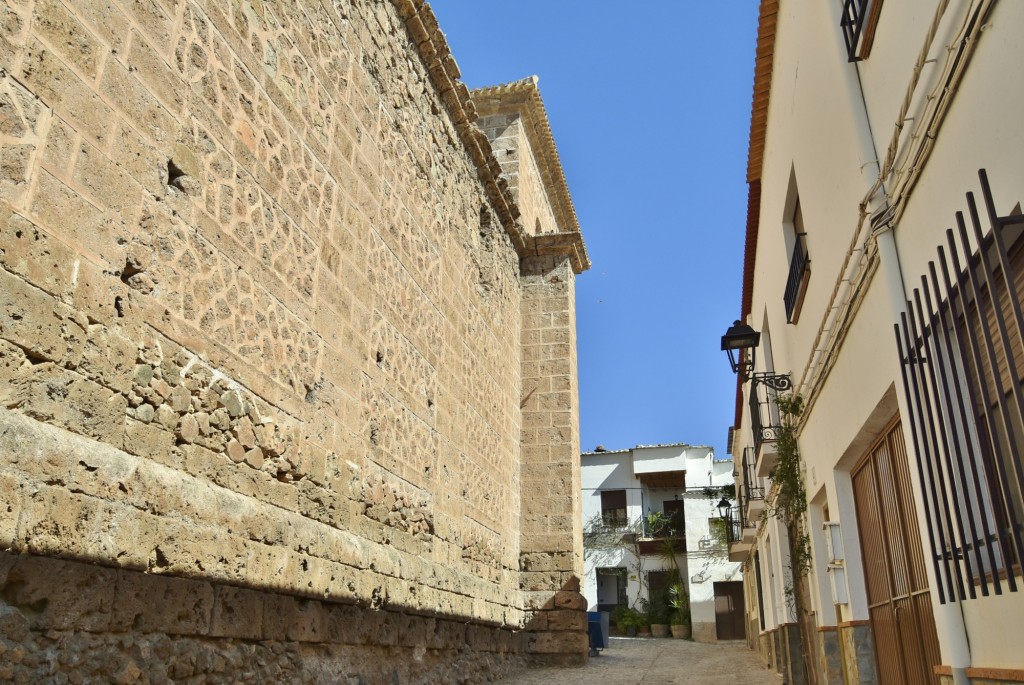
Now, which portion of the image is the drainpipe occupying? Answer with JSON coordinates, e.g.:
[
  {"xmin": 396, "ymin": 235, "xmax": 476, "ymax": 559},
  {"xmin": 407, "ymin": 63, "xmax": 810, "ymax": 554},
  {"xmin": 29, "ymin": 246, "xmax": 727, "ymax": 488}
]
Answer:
[
  {"xmin": 833, "ymin": 2, "xmax": 974, "ymax": 682},
  {"xmin": 873, "ymin": 217, "xmax": 971, "ymax": 685}
]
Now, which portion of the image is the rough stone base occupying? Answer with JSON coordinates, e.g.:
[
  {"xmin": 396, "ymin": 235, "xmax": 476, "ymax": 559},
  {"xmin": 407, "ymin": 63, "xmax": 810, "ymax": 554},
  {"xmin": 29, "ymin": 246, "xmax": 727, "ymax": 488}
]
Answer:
[
  {"xmin": 938, "ymin": 667, "xmax": 1024, "ymax": 684},
  {"xmin": 691, "ymin": 621, "xmax": 717, "ymax": 643},
  {"xmin": 780, "ymin": 623, "xmax": 807, "ymax": 685},
  {"xmin": 0, "ymin": 551, "xmax": 527, "ymax": 684},
  {"xmin": 838, "ymin": 621, "xmax": 877, "ymax": 685},
  {"xmin": 818, "ymin": 627, "xmax": 844, "ymax": 685}
]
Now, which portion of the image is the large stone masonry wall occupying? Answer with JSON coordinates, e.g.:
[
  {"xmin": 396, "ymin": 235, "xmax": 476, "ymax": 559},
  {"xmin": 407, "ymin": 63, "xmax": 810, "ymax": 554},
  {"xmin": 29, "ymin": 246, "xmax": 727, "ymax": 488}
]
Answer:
[{"xmin": 0, "ymin": 0, "xmax": 585, "ymax": 678}]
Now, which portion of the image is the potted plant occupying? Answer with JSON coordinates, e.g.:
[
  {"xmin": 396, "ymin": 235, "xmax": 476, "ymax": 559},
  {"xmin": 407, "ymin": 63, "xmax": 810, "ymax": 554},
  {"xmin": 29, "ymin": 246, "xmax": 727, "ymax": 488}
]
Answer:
[
  {"xmin": 637, "ymin": 615, "xmax": 652, "ymax": 638},
  {"xmin": 669, "ymin": 582, "xmax": 691, "ymax": 639},
  {"xmin": 614, "ymin": 607, "xmax": 645, "ymax": 637}
]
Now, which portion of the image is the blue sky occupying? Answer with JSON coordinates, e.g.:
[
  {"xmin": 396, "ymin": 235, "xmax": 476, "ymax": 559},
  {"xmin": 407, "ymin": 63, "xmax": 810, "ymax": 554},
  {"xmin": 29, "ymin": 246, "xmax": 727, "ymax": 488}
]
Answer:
[{"xmin": 431, "ymin": 2, "xmax": 761, "ymax": 460}]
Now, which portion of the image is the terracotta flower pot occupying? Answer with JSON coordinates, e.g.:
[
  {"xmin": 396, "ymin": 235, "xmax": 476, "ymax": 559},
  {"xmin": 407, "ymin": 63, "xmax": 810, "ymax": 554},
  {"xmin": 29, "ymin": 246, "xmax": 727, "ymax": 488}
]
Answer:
[
  {"xmin": 638, "ymin": 626, "xmax": 652, "ymax": 637},
  {"xmin": 670, "ymin": 624, "xmax": 691, "ymax": 639},
  {"xmin": 650, "ymin": 623, "xmax": 670, "ymax": 638}
]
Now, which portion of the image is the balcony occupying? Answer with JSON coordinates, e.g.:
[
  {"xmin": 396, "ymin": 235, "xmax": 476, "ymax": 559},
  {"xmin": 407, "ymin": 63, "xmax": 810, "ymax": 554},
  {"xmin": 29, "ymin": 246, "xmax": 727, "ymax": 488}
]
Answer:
[
  {"xmin": 783, "ymin": 232, "xmax": 810, "ymax": 323},
  {"xmin": 748, "ymin": 373, "xmax": 791, "ymax": 477},
  {"xmin": 728, "ymin": 539, "xmax": 753, "ymax": 563},
  {"xmin": 723, "ymin": 505, "xmax": 753, "ymax": 560},
  {"xmin": 637, "ymin": 513, "xmax": 686, "ymax": 555},
  {"xmin": 737, "ymin": 447, "xmax": 765, "ymax": 524}
]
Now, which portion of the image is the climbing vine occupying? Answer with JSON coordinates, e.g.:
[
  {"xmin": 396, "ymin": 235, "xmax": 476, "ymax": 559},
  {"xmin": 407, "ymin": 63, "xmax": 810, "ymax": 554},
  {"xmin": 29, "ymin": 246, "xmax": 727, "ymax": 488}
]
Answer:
[{"xmin": 761, "ymin": 393, "xmax": 814, "ymax": 680}]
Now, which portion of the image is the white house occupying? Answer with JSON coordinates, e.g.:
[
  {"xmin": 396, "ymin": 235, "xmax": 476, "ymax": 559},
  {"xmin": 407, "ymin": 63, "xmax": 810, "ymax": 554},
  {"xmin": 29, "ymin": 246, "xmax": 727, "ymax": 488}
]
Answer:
[
  {"xmin": 726, "ymin": 1, "xmax": 1024, "ymax": 684},
  {"xmin": 581, "ymin": 443, "xmax": 744, "ymax": 642}
]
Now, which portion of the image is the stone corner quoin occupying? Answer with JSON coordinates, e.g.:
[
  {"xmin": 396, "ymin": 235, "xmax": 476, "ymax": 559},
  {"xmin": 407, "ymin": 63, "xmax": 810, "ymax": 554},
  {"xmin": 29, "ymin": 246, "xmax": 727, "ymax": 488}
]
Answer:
[{"xmin": 0, "ymin": 0, "xmax": 590, "ymax": 680}]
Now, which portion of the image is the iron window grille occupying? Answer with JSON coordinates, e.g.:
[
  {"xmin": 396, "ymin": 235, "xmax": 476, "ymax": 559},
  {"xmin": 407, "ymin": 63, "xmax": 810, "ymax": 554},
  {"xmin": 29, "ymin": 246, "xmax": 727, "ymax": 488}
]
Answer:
[
  {"xmin": 895, "ymin": 169, "xmax": 1024, "ymax": 603},
  {"xmin": 784, "ymin": 232, "xmax": 810, "ymax": 323},
  {"xmin": 841, "ymin": 0, "xmax": 884, "ymax": 62}
]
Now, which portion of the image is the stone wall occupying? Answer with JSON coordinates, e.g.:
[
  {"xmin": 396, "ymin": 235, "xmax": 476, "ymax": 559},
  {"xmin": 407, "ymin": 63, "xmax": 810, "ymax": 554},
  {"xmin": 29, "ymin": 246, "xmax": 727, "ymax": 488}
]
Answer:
[{"xmin": 0, "ymin": 0, "xmax": 588, "ymax": 678}]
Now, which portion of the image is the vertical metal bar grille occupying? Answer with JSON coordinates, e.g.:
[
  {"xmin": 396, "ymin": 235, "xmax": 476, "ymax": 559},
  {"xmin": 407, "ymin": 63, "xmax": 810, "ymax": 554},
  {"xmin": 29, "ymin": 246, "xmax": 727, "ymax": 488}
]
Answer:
[
  {"xmin": 784, "ymin": 233, "xmax": 810, "ymax": 323},
  {"xmin": 744, "ymin": 446, "xmax": 765, "ymax": 500},
  {"xmin": 894, "ymin": 170, "xmax": 1024, "ymax": 603}
]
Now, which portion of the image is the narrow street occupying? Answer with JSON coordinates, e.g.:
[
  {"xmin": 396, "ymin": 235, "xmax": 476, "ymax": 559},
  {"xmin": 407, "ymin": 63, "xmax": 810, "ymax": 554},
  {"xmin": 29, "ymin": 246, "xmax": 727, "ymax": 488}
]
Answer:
[{"xmin": 496, "ymin": 638, "xmax": 783, "ymax": 684}]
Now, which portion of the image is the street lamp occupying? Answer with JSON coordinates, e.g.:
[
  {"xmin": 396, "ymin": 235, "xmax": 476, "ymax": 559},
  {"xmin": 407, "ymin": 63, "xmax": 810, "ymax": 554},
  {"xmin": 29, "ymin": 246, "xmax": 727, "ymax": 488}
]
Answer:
[
  {"xmin": 716, "ymin": 497, "xmax": 732, "ymax": 520},
  {"xmin": 720, "ymin": 320, "xmax": 760, "ymax": 380},
  {"xmin": 720, "ymin": 320, "xmax": 793, "ymax": 390}
]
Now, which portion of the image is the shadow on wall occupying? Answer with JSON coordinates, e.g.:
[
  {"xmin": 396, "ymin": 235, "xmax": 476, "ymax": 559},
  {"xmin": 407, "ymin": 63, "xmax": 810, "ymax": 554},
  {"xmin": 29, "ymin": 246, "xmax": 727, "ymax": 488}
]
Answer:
[
  {"xmin": 520, "ymin": 575, "xmax": 590, "ymax": 667},
  {"xmin": 0, "ymin": 551, "xmax": 530, "ymax": 683}
]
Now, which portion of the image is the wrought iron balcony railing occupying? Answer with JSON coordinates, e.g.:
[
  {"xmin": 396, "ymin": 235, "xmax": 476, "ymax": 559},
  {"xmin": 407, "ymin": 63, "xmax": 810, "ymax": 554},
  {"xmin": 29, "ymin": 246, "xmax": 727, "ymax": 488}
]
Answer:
[
  {"xmin": 729, "ymin": 506, "xmax": 743, "ymax": 544},
  {"xmin": 742, "ymin": 446, "xmax": 765, "ymax": 501},
  {"xmin": 748, "ymin": 372, "xmax": 791, "ymax": 453},
  {"xmin": 784, "ymin": 233, "xmax": 810, "ymax": 323}
]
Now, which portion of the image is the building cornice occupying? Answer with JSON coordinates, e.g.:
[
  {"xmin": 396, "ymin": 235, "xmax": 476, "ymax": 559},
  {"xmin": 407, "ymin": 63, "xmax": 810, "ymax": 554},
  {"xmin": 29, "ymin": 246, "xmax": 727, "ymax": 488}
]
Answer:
[
  {"xmin": 735, "ymin": 0, "xmax": 779, "ymax": 431},
  {"xmin": 391, "ymin": 0, "xmax": 526, "ymax": 254},
  {"xmin": 472, "ymin": 77, "xmax": 591, "ymax": 273}
]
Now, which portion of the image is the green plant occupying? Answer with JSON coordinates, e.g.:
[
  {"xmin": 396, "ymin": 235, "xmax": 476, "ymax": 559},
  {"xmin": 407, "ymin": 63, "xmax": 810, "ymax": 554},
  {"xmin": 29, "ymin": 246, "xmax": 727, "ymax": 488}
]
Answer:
[
  {"xmin": 615, "ymin": 607, "xmax": 647, "ymax": 631},
  {"xmin": 646, "ymin": 511, "xmax": 670, "ymax": 536},
  {"xmin": 701, "ymin": 483, "xmax": 736, "ymax": 501},
  {"xmin": 708, "ymin": 517, "xmax": 729, "ymax": 547},
  {"xmin": 668, "ymin": 582, "xmax": 690, "ymax": 626},
  {"xmin": 761, "ymin": 394, "xmax": 813, "ymax": 668}
]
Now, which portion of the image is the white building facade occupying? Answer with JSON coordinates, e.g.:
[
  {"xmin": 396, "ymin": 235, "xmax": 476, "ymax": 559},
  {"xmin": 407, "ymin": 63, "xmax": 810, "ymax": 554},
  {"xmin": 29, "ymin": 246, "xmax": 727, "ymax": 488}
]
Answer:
[
  {"xmin": 581, "ymin": 443, "xmax": 744, "ymax": 642},
  {"xmin": 727, "ymin": 1, "xmax": 1024, "ymax": 685}
]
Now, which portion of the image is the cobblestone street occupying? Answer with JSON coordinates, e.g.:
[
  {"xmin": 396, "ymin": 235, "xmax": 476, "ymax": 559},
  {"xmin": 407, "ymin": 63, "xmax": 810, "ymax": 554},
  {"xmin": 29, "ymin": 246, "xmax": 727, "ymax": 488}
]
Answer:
[{"xmin": 496, "ymin": 637, "xmax": 782, "ymax": 685}]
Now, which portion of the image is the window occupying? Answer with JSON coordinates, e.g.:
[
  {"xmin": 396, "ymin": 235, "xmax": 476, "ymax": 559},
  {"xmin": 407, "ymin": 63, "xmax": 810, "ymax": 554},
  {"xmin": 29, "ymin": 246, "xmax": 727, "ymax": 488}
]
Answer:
[
  {"xmin": 663, "ymin": 500, "xmax": 686, "ymax": 533},
  {"xmin": 784, "ymin": 198, "xmax": 810, "ymax": 323},
  {"xmin": 895, "ymin": 171, "xmax": 1024, "ymax": 602},
  {"xmin": 601, "ymin": 490, "xmax": 628, "ymax": 528},
  {"xmin": 841, "ymin": 0, "xmax": 885, "ymax": 63}
]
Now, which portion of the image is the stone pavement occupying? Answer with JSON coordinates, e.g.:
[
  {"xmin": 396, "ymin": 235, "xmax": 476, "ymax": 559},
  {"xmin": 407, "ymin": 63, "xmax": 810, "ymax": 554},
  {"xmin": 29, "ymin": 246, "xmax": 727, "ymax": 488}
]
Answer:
[{"xmin": 494, "ymin": 637, "xmax": 784, "ymax": 685}]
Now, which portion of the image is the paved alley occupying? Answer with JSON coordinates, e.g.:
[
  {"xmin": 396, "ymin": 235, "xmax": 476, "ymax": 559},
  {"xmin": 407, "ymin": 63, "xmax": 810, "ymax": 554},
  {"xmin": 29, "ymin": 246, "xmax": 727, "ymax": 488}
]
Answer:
[{"xmin": 495, "ymin": 637, "xmax": 783, "ymax": 685}]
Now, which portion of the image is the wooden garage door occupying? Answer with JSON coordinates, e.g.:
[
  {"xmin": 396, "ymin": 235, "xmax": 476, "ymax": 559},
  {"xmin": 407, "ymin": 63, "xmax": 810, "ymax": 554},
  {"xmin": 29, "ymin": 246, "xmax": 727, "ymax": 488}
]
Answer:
[{"xmin": 852, "ymin": 419, "xmax": 942, "ymax": 685}]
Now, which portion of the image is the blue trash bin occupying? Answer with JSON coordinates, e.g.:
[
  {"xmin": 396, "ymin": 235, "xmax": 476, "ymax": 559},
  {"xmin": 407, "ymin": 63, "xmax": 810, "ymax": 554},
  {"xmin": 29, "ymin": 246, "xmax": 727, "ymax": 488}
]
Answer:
[{"xmin": 586, "ymin": 611, "xmax": 609, "ymax": 655}]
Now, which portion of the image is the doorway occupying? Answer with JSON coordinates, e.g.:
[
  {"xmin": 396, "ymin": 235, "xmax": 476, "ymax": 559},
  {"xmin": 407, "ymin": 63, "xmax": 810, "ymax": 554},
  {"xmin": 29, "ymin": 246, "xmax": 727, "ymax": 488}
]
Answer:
[
  {"xmin": 851, "ymin": 419, "xmax": 941, "ymax": 685},
  {"xmin": 596, "ymin": 567, "xmax": 627, "ymax": 613},
  {"xmin": 714, "ymin": 580, "xmax": 746, "ymax": 640}
]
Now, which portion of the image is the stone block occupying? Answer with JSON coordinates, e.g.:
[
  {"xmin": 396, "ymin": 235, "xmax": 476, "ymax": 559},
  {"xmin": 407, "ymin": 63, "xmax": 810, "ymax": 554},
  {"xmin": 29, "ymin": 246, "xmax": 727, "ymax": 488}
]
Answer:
[
  {"xmin": 110, "ymin": 570, "xmax": 214, "ymax": 635},
  {"xmin": 30, "ymin": 169, "xmax": 125, "ymax": 271},
  {"xmin": 124, "ymin": 417, "xmax": 175, "ymax": 464},
  {"xmin": 18, "ymin": 365, "xmax": 126, "ymax": 446},
  {"xmin": 2, "ymin": 554, "xmax": 117, "ymax": 631},
  {"xmin": 0, "ymin": 266, "xmax": 86, "ymax": 365},
  {"xmin": 262, "ymin": 593, "xmax": 328, "ymax": 643},
  {"xmin": 0, "ymin": 472, "xmax": 20, "ymax": 548},
  {"xmin": 32, "ymin": 0, "xmax": 104, "ymax": 79},
  {"xmin": 18, "ymin": 38, "xmax": 115, "ymax": 146},
  {"xmin": 526, "ymin": 630, "xmax": 588, "ymax": 655},
  {"xmin": 72, "ymin": 140, "xmax": 144, "ymax": 215},
  {"xmin": 0, "ymin": 210, "xmax": 77, "ymax": 299},
  {"xmin": 100, "ymin": 58, "xmax": 177, "ymax": 144},
  {"xmin": 78, "ymin": 323, "xmax": 136, "ymax": 394},
  {"xmin": 325, "ymin": 603, "xmax": 367, "ymax": 645}
]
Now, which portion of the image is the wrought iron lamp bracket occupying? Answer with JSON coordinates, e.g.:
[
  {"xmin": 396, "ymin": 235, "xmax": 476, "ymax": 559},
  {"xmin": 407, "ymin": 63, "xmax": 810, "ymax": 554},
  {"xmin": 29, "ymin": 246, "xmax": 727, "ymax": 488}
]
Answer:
[{"xmin": 747, "ymin": 372, "xmax": 793, "ymax": 392}]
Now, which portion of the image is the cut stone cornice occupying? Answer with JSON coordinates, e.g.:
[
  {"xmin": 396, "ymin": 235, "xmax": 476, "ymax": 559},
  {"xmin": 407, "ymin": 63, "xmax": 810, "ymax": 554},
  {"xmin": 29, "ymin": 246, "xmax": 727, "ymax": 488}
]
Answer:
[
  {"xmin": 391, "ymin": 0, "xmax": 526, "ymax": 254},
  {"xmin": 472, "ymin": 77, "xmax": 591, "ymax": 273},
  {"xmin": 524, "ymin": 232, "xmax": 586, "ymax": 275}
]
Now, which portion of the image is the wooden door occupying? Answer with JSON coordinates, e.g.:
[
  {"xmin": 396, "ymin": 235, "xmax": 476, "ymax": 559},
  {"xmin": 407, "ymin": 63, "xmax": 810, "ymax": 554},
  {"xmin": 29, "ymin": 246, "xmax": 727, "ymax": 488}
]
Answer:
[
  {"xmin": 852, "ymin": 419, "xmax": 942, "ymax": 685},
  {"xmin": 714, "ymin": 581, "xmax": 746, "ymax": 640}
]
